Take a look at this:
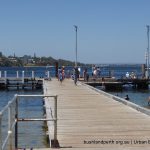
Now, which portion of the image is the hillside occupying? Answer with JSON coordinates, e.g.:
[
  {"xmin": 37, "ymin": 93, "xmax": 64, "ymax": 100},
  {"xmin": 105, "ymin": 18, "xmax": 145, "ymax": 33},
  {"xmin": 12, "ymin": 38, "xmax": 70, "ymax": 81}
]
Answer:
[{"xmin": 0, "ymin": 54, "xmax": 87, "ymax": 67}]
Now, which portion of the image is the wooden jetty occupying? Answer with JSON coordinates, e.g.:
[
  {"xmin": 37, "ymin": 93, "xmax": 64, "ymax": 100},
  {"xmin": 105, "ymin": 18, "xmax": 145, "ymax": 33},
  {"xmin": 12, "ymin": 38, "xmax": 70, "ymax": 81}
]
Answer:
[
  {"xmin": 0, "ymin": 70, "xmax": 51, "ymax": 90},
  {"xmin": 0, "ymin": 77, "xmax": 43, "ymax": 90},
  {"xmin": 82, "ymin": 77, "xmax": 149, "ymax": 90},
  {"xmin": 43, "ymin": 78, "xmax": 150, "ymax": 150}
]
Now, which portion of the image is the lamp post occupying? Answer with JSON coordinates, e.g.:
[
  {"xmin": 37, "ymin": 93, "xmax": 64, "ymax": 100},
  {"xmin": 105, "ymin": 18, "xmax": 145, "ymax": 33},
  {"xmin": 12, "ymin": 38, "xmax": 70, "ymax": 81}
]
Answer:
[
  {"xmin": 146, "ymin": 25, "xmax": 150, "ymax": 79},
  {"xmin": 74, "ymin": 25, "xmax": 78, "ymax": 67}
]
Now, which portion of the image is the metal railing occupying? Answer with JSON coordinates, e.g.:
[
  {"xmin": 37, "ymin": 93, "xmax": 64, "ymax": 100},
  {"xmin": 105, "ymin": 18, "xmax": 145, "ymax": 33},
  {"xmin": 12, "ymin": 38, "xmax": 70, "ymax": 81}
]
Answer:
[
  {"xmin": 0, "ymin": 70, "xmax": 52, "ymax": 78},
  {"xmin": 0, "ymin": 94, "xmax": 58, "ymax": 150}
]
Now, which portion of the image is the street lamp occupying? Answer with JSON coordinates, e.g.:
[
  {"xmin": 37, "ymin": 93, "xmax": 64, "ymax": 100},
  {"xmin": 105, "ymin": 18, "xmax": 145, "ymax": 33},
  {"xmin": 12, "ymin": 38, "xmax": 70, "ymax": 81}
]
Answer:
[{"xmin": 74, "ymin": 25, "xmax": 78, "ymax": 67}]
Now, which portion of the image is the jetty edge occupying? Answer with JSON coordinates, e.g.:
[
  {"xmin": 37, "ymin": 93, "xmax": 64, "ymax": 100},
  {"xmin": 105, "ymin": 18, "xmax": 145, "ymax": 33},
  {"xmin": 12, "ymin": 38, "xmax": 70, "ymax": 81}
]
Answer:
[{"xmin": 80, "ymin": 81, "xmax": 150, "ymax": 116}]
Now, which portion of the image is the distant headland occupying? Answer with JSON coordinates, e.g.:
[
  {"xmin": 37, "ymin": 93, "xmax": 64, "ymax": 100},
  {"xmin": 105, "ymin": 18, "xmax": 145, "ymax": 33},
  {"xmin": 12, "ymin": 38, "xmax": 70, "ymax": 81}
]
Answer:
[{"xmin": 0, "ymin": 52, "xmax": 87, "ymax": 67}]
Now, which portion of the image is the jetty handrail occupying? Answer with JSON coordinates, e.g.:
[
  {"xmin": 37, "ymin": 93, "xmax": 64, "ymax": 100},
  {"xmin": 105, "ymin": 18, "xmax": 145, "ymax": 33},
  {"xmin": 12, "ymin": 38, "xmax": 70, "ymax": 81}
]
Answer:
[
  {"xmin": 0, "ymin": 94, "xmax": 17, "ymax": 150},
  {"xmin": 0, "ymin": 94, "xmax": 58, "ymax": 150}
]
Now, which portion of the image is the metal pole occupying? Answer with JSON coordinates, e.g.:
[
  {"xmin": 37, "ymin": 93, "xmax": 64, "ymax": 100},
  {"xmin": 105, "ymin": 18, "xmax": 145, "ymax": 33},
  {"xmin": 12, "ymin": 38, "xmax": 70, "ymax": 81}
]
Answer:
[
  {"xmin": 54, "ymin": 96, "xmax": 57, "ymax": 147},
  {"xmin": 8, "ymin": 102, "xmax": 13, "ymax": 150},
  {"xmin": 0, "ymin": 71, "xmax": 1, "ymax": 78},
  {"xmin": 147, "ymin": 25, "xmax": 150, "ymax": 78},
  {"xmin": 18, "ymin": 118, "xmax": 54, "ymax": 121},
  {"xmin": 0, "ymin": 113, "xmax": 2, "ymax": 150},
  {"xmin": 74, "ymin": 25, "xmax": 78, "ymax": 67},
  {"xmin": 15, "ymin": 95, "xmax": 18, "ymax": 149}
]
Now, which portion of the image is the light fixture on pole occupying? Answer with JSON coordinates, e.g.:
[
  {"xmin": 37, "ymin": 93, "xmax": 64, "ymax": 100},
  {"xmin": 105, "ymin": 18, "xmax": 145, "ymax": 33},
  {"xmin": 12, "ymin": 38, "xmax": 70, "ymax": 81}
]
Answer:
[{"xmin": 74, "ymin": 25, "xmax": 78, "ymax": 67}]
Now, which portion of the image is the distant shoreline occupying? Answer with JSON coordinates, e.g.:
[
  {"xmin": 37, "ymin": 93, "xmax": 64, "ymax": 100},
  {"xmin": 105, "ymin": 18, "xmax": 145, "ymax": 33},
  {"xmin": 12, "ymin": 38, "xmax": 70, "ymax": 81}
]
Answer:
[
  {"xmin": 0, "ymin": 63, "xmax": 145, "ymax": 68},
  {"xmin": 24, "ymin": 65, "xmax": 54, "ymax": 67}
]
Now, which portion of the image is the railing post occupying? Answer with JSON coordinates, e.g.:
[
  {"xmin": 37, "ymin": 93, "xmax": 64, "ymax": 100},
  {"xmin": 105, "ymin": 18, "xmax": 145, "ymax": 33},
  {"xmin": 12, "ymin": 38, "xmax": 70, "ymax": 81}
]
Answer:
[
  {"xmin": 54, "ymin": 95, "xmax": 57, "ymax": 146},
  {"xmin": 22, "ymin": 71, "xmax": 24, "ymax": 84},
  {"xmin": 15, "ymin": 95, "xmax": 18, "ymax": 149},
  {"xmin": 0, "ymin": 112, "xmax": 2, "ymax": 150},
  {"xmin": 32, "ymin": 71, "xmax": 34, "ymax": 78},
  {"xmin": 8, "ymin": 102, "xmax": 13, "ymax": 150},
  {"xmin": 16, "ymin": 71, "xmax": 19, "ymax": 78},
  {"xmin": 47, "ymin": 71, "xmax": 50, "ymax": 79}
]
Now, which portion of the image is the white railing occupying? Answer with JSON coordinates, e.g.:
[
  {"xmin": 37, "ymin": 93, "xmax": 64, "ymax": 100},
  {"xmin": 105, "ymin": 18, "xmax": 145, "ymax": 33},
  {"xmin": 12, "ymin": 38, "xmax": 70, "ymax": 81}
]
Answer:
[
  {"xmin": 0, "ymin": 70, "xmax": 51, "ymax": 79},
  {"xmin": 0, "ymin": 94, "xmax": 58, "ymax": 150}
]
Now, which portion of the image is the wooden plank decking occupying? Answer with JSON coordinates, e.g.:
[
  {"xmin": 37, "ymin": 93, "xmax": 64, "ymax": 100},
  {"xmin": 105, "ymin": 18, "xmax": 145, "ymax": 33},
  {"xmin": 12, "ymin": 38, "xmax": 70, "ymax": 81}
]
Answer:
[{"xmin": 43, "ymin": 78, "xmax": 150, "ymax": 149}]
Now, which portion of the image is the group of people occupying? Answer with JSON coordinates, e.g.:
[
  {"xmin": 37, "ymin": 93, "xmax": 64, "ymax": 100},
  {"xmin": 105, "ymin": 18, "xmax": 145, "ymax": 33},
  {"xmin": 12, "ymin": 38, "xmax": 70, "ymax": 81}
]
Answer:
[
  {"xmin": 92, "ymin": 66, "xmax": 101, "ymax": 78},
  {"xmin": 58, "ymin": 66, "xmax": 101, "ymax": 84},
  {"xmin": 58, "ymin": 66, "xmax": 80, "ymax": 85},
  {"xmin": 126, "ymin": 72, "xmax": 136, "ymax": 79}
]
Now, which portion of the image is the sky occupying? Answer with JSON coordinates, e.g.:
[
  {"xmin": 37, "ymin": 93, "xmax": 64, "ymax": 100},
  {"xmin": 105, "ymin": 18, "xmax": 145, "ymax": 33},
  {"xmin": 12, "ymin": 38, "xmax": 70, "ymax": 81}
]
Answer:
[{"xmin": 0, "ymin": 0, "xmax": 150, "ymax": 64}]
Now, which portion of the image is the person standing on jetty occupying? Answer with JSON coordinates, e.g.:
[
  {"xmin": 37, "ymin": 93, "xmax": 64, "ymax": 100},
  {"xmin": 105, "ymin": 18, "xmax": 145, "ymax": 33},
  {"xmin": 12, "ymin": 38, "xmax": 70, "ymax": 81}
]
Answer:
[
  {"xmin": 58, "ymin": 66, "xmax": 65, "ymax": 83},
  {"xmin": 62, "ymin": 66, "xmax": 65, "ymax": 80},
  {"xmin": 74, "ymin": 67, "xmax": 79, "ymax": 85},
  {"xmin": 59, "ymin": 70, "xmax": 63, "ymax": 83},
  {"xmin": 58, "ymin": 67, "xmax": 61, "ymax": 80},
  {"xmin": 125, "ymin": 95, "xmax": 130, "ymax": 100},
  {"xmin": 83, "ymin": 68, "xmax": 87, "ymax": 81}
]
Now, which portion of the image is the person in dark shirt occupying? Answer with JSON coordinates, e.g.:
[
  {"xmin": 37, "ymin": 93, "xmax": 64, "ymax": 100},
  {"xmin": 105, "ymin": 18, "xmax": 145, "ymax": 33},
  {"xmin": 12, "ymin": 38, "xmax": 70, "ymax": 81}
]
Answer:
[
  {"xmin": 125, "ymin": 95, "xmax": 130, "ymax": 100},
  {"xmin": 74, "ymin": 67, "xmax": 79, "ymax": 85}
]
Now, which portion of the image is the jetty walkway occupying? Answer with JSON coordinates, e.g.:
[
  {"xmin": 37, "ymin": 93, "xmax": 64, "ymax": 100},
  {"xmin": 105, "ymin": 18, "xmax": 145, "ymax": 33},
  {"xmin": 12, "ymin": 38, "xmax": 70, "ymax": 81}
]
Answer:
[{"xmin": 43, "ymin": 78, "xmax": 150, "ymax": 150}]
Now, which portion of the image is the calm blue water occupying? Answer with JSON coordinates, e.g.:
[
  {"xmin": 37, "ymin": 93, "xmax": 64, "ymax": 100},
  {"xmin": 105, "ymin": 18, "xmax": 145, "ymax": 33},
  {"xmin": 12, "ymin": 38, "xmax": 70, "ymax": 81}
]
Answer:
[
  {"xmin": 0, "ymin": 90, "xmax": 48, "ymax": 148},
  {"xmin": 108, "ymin": 87, "xmax": 150, "ymax": 109},
  {"xmin": 0, "ymin": 64, "xmax": 149, "ymax": 148}
]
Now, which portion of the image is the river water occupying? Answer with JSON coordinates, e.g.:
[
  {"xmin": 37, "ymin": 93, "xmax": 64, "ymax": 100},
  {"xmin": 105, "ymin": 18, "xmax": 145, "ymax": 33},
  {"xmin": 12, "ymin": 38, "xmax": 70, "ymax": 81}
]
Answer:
[
  {"xmin": 108, "ymin": 87, "xmax": 150, "ymax": 109},
  {"xmin": 0, "ymin": 90, "xmax": 48, "ymax": 149}
]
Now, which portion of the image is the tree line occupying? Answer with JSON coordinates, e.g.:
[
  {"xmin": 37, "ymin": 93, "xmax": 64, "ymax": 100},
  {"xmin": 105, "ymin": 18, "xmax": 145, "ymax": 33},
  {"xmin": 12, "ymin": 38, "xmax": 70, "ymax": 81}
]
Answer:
[{"xmin": 0, "ymin": 53, "xmax": 88, "ymax": 67}]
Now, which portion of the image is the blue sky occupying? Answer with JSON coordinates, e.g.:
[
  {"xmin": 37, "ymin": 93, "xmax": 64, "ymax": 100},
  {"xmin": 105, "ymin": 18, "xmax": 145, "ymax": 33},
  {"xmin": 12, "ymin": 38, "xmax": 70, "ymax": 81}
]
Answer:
[{"xmin": 0, "ymin": 0, "xmax": 150, "ymax": 64}]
